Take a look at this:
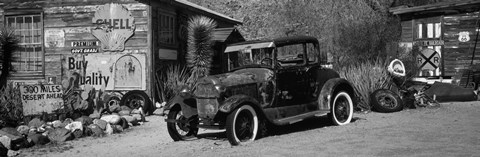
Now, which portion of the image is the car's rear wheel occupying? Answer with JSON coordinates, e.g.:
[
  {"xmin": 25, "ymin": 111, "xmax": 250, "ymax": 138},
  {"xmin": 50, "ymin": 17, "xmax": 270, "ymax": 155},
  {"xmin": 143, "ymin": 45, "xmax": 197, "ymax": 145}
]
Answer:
[
  {"xmin": 331, "ymin": 91, "xmax": 353, "ymax": 125},
  {"xmin": 226, "ymin": 105, "xmax": 259, "ymax": 146},
  {"xmin": 167, "ymin": 107, "xmax": 198, "ymax": 141}
]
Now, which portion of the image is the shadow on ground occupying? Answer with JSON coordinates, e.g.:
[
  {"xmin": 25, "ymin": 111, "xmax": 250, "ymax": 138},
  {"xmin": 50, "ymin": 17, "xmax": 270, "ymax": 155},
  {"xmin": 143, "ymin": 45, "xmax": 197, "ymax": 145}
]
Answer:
[{"xmin": 194, "ymin": 115, "xmax": 361, "ymax": 141}]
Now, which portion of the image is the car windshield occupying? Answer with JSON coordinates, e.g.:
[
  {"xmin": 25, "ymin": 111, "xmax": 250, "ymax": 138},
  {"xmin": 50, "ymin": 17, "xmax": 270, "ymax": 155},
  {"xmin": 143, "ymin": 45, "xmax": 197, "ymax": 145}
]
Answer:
[
  {"xmin": 226, "ymin": 42, "xmax": 319, "ymax": 71},
  {"xmin": 227, "ymin": 47, "xmax": 274, "ymax": 70}
]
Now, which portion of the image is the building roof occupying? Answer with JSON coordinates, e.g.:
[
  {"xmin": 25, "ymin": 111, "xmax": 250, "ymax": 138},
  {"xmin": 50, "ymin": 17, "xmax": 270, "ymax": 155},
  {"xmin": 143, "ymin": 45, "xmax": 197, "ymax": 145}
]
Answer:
[
  {"xmin": 174, "ymin": 0, "xmax": 242, "ymax": 25},
  {"xmin": 224, "ymin": 36, "xmax": 318, "ymax": 52},
  {"xmin": 213, "ymin": 27, "xmax": 245, "ymax": 42},
  {"xmin": 390, "ymin": 0, "xmax": 480, "ymax": 15}
]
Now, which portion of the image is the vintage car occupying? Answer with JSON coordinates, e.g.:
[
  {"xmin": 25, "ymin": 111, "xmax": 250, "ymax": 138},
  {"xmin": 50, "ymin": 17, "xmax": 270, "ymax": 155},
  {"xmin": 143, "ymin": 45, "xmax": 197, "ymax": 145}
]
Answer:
[{"xmin": 164, "ymin": 36, "xmax": 356, "ymax": 145}]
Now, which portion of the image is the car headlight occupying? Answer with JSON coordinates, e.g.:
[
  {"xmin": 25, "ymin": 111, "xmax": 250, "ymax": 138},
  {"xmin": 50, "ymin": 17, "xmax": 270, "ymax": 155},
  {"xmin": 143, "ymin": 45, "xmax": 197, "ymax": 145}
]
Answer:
[
  {"xmin": 215, "ymin": 84, "xmax": 226, "ymax": 93},
  {"xmin": 179, "ymin": 85, "xmax": 192, "ymax": 98}
]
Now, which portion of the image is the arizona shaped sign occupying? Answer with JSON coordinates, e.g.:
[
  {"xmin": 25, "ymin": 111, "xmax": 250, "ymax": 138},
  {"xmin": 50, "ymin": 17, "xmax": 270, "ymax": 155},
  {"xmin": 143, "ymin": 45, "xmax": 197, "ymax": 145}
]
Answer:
[{"xmin": 92, "ymin": 3, "xmax": 135, "ymax": 51}]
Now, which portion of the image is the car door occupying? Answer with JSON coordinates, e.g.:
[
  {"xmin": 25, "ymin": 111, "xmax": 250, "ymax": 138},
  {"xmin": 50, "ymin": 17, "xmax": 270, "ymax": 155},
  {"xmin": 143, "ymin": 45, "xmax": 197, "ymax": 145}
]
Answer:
[{"xmin": 274, "ymin": 45, "xmax": 309, "ymax": 107}]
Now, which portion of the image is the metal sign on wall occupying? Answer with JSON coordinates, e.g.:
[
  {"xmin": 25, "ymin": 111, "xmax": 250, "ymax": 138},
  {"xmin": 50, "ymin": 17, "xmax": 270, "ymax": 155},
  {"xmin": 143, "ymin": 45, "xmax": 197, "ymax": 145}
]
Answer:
[
  {"xmin": 92, "ymin": 3, "xmax": 135, "ymax": 51},
  {"xmin": 20, "ymin": 84, "xmax": 64, "ymax": 116},
  {"xmin": 417, "ymin": 48, "xmax": 440, "ymax": 70}
]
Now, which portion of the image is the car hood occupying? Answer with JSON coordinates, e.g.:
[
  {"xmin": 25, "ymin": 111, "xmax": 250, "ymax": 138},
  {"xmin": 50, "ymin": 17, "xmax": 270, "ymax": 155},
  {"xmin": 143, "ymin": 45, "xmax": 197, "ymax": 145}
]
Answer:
[{"xmin": 198, "ymin": 68, "xmax": 274, "ymax": 87}]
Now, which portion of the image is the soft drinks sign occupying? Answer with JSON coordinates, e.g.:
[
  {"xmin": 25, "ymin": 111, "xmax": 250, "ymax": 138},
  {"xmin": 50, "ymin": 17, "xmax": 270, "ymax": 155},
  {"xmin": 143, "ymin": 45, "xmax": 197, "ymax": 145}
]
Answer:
[{"xmin": 92, "ymin": 3, "xmax": 135, "ymax": 51}]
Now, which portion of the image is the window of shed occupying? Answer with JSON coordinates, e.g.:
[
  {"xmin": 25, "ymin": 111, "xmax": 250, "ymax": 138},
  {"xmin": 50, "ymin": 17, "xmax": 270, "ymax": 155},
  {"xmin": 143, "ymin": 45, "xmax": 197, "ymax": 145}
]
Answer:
[
  {"xmin": 158, "ymin": 11, "xmax": 176, "ymax": 46},
  {"xmin": 5, "ymin": 14, "xmax": 44, "ymax": 77}
]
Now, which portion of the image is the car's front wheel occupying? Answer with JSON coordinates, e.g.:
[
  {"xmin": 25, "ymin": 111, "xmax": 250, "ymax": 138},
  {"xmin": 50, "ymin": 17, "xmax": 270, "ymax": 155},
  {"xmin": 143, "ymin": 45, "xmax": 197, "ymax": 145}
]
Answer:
[
  {"xmin": 331, "ymin": 91, "xmax": 353, "ymax": 125},
  {"xmin": 167, "ymin": 107, "xmax": 199, "ymax": 141},
  {"xmin": 226, "ymin": 105, "xmax": 259, "ymax": 146}
]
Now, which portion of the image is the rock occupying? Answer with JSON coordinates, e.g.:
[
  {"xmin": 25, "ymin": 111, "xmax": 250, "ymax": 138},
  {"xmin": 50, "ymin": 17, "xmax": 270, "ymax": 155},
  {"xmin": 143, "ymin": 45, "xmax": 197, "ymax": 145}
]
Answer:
[
  {"xmin": 105, "ymin": 124, "xmax": 113, "ymax": 135},
  {"xmin": 72, "ymin": 129, "xmax": 83, "ymax": 139},
  {"xmin": 27, "ymin": 133, "xmax": 50, "ymax": 145},
  {"xmin": 1, "ymin": 128, "xmax": 21, "ymax": 137},
  {"xmin": 87, "ymin": 124, "xmax": 103, "ymax": 137},
  {"xmin": 122, "ymin": 115, "xmax": 138, "ymax": 125},
  {"xmin": 120, "ymin": 105, "xmax": 132, "ymax": 112},
  {"xmin": 93, "ymin": 119, "xmax": 108, "ymax": 130},
  {"xmin": 16, "ymin": 126, "xmax": 29, "ymax": 136},
  {"xmin": 119, "ymin": 118, "xmax": 129, "ymax": 129},
  {"xmin": 100, "ymin": 114, "xmax": 121, "ymax": 125},
  {"xmin": 132, "ymin": 113, "xmax": 145, "ymax": 122},
  {"xmin": 118, "ymin": 110, "xmax": 131, "ymax": 116},
  {"xmin": 75, "ymin": 116, "xmax": 93, "ymax": 126},
  {"xmin": 112, "ymin": 125, "xmax": 123, "ymax": 133},
  {"xmin": 27, "ymin": 118, "xmax": 45, "ymax": 128},
  {"xmin": 64, "ymin": 122, "xmax": 83, "ymax": 132},
  {"xmin": 47, "ymin": 128, "xmax": 74, "ymax": 142},
  {"xmin": 62, "ymin": 118, "xmax": 74, "ymax": 128},
  {"xmin": 52, "ymin": 120, "xmax": 62, "ymax": 128},
  {"xmin": 7, "ymin": 150, "xmax": 19, "ymax": 157},
  {"xmin": 89, "ymin": 111, "xmax": 101, "ymax": 119},
  {"xmin": 109, "ymin": 103, "xmax": 121, "ymax": 113},
  {"xmin": 0, "ymin": 136, "xmax": 11, "ymax": 150},
  {"xmin": 131, "ymin": 109, "xmax": 142, "ymax": 114},
  {"xmin": 0, "ymin": 131, "xmax": 25, "ymax": 150}
]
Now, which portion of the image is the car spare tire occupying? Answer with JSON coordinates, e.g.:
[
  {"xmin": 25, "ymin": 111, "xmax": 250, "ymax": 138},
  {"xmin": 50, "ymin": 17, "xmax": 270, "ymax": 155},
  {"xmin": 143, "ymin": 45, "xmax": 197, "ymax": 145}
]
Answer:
[{"xmin": 370, "ymin": 89, "xmax": 403, "ymax": 113}]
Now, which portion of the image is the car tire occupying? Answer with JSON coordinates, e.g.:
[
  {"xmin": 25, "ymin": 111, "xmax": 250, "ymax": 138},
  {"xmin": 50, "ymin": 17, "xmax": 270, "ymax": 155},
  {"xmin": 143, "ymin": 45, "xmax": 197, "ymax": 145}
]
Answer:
[
  {"xmin": 167, "ymin": 107, "xmax": 199, "ymax": 141},
  {"xmin": 331, "ymin": 91, "xmax": 354, "ymax": 126},
  {"xmin": 120, "ymin": 90, "xmax": 152, "ymax": 115},
  {"xmin": 370, "ymin": 89, "xmax": 403, "ymax": 113},
  {"xmin": 226, "ymin": 105, "xmax": 259, "ymax": 146}
]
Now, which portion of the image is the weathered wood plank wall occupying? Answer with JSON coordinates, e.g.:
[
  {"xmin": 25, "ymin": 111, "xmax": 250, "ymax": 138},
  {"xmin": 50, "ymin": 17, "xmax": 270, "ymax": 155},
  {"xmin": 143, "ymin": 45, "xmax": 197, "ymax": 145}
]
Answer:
[
  {"xmin": 443, "ymin": 12, "xmax": 480, "ymax": 76},
  {"xmin": 0, "ymin": 0, "xmax": 151, "ymax": 95}
]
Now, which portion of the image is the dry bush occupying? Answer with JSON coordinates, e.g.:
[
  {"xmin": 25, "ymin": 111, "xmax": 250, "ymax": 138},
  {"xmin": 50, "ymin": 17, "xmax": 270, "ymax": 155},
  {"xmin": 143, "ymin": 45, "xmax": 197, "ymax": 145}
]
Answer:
[
  {"xmin": 0, "ymin": 83, "xmax": 23, "ymax": 126},
  {"xmin": 156, "ymin": 64, "xmax": 194, "ymax": 103},
  {"xmin": 336, "ymin": 59, "xmax": 393, "ymax": 111}
]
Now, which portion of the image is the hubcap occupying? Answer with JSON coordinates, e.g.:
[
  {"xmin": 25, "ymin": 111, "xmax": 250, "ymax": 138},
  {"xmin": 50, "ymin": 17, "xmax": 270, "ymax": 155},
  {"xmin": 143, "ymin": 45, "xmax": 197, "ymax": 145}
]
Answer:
[
  {"xmin": 334, "ymin": 96, "xmax": 350, "ymax": 123},
  {"xmin": 379, "ymin": 94, "xmax": 396, "ymax": 109},
  {"xmin": 235, "ymin": 110, "xmax": 254, "ymax": 142},
  {"xmin": 175, "ymin": 111, "xmax": 190, "ymax": 136}
]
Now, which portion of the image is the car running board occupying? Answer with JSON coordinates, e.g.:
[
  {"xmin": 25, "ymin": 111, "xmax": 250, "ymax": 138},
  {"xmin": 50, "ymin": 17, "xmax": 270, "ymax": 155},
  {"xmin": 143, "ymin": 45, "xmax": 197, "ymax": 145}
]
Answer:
[{"xmin": 273, "ymin": 110, "xmax": 329, "ymax": 125}]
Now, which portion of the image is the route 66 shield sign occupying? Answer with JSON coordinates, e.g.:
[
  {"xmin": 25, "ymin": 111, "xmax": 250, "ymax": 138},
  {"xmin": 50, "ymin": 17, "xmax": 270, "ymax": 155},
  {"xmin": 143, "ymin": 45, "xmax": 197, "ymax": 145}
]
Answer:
[{"xmin": 459, "ymin": 31, "xmax": 470, "ymax": 42}]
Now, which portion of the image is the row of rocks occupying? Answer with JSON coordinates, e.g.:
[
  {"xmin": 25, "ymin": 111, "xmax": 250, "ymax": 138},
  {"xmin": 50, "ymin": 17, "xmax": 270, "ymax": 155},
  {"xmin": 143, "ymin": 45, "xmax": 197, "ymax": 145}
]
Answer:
[{"xmin": 0, "ymin": 107, "xmax": 146, "ymax": 156}]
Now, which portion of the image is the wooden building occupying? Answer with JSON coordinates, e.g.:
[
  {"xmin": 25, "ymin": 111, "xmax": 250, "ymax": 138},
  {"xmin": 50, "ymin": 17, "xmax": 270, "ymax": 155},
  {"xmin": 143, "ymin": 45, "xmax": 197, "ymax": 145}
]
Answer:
[
  {"xmin": 391, "ymin": 0, "xmax": 480, "ymax": 82},
  {"xmin": 0, "ymin": 0, "xmax": 242, "ymax": 112}
]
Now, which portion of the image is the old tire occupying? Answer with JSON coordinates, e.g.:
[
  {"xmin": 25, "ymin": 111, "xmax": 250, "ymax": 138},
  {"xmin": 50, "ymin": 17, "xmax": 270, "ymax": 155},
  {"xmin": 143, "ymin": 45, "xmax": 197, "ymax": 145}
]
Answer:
[
  {"xmin": 120, "ymin": 90, "xmax": 152, "ymax": 115},
  {"xmin": 167, "ymin": 107, "xmax": 198, "ymax": 141},
  {"xmin": 226, "ymin": 105, "xmax": 259, "ymax": 146},
  {"xmin": 371, "ymin": 89, "xmax": 403, "ymax": 113},
  {"xmin": 331, "ymin": 91, "xmax": 354, "ymax": 126}
]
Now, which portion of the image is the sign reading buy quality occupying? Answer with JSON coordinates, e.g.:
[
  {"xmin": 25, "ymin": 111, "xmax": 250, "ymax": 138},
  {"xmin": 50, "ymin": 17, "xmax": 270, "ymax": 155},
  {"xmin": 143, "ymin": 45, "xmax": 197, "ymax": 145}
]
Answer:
[{"xmin": 92, "ymin": 3, "xmax": 135, "ymax": 51}]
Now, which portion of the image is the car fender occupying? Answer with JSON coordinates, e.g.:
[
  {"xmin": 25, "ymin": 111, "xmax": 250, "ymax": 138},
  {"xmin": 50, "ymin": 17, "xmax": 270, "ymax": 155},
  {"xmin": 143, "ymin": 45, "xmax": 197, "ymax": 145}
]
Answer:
[
  {"xmin": 219, "ymin": 94, "xmax": 262, "ymax": 113},
  {"xmin": 318, "ymin": 78, "xmax": 356, "ymax": 110},
  {"xmin": 164, "ymin": 95, "xmax": 198, "ymax": 118}
]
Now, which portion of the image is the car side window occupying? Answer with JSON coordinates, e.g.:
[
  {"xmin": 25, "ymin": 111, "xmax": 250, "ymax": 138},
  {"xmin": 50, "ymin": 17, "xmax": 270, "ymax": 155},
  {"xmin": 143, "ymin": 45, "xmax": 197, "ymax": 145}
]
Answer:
[{"xmin": 276, "ymin": 44, "xmax": 306, "ymax": 67}]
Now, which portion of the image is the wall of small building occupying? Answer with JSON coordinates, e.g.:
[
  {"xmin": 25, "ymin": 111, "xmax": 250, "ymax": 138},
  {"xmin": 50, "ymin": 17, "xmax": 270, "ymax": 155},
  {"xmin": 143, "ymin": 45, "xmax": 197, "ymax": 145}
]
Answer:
[
  {"xmin": 443, "ymin": 12, "xmax": 480, "ymax": 76},
  {"xmin": 1, "ymin": 0, "xmax": 240, "ymax": 106},
  {"xmin": 398, "ymin": 11, "xmax": 480, "ymax": 77}
]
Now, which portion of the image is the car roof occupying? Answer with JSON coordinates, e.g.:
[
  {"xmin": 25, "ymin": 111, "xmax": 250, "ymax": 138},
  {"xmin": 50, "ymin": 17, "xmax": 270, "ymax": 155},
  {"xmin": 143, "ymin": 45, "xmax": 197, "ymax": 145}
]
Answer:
[{"xmin": 224, "ymin": 36, "xmax": 318, "ymax": 53}]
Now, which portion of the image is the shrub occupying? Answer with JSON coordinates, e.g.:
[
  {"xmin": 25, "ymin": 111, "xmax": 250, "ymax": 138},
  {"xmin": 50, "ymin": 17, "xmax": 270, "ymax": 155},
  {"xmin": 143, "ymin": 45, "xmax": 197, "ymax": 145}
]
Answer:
[
  {"xmin": 0, "ymin": 83, "xmax": 23, "ymax": 126},
  {"xmin": 336, "ymin": 59, "xmax": 393, "ymax": 111},
  {"xmin": 156, "ymin": 64, "xmax": 194, "ymax": 103}
]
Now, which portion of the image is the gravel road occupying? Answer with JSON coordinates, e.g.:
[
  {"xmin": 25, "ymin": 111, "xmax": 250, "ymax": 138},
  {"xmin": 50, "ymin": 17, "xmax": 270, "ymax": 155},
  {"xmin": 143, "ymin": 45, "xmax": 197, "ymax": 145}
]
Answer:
[{"xmin": 18, "ymin": 102, "xmax": 480, "ymax": 157}]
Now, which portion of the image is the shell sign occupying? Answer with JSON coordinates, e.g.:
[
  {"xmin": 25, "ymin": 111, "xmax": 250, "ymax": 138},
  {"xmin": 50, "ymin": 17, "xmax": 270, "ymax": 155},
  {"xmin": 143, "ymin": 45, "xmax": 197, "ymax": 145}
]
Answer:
[{"xmin": 92, "ymin": 3, "xmax": 135, "ymax": 51}]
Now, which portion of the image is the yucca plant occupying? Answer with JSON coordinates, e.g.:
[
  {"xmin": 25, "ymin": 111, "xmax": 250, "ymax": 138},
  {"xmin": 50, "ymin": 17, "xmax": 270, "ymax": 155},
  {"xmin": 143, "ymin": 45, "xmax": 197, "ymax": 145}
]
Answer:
[
  {"xmin": 0, "ymin": 26, "xmax": 20, "ymax": 89},
  {"xmin": 186, "ymin": 16, "xmax": 217, "ymax": 81},
  {"xmin": 336, "ymin": 59, "xmax": 393, "ymax": 111}
]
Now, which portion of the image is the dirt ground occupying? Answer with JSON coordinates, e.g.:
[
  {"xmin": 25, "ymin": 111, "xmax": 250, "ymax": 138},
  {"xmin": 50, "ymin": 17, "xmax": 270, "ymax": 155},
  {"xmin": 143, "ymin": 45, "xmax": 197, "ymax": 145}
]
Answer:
[{"xmin": 18, "ymin": 101, "xmax": 480, "ymax": 157}]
